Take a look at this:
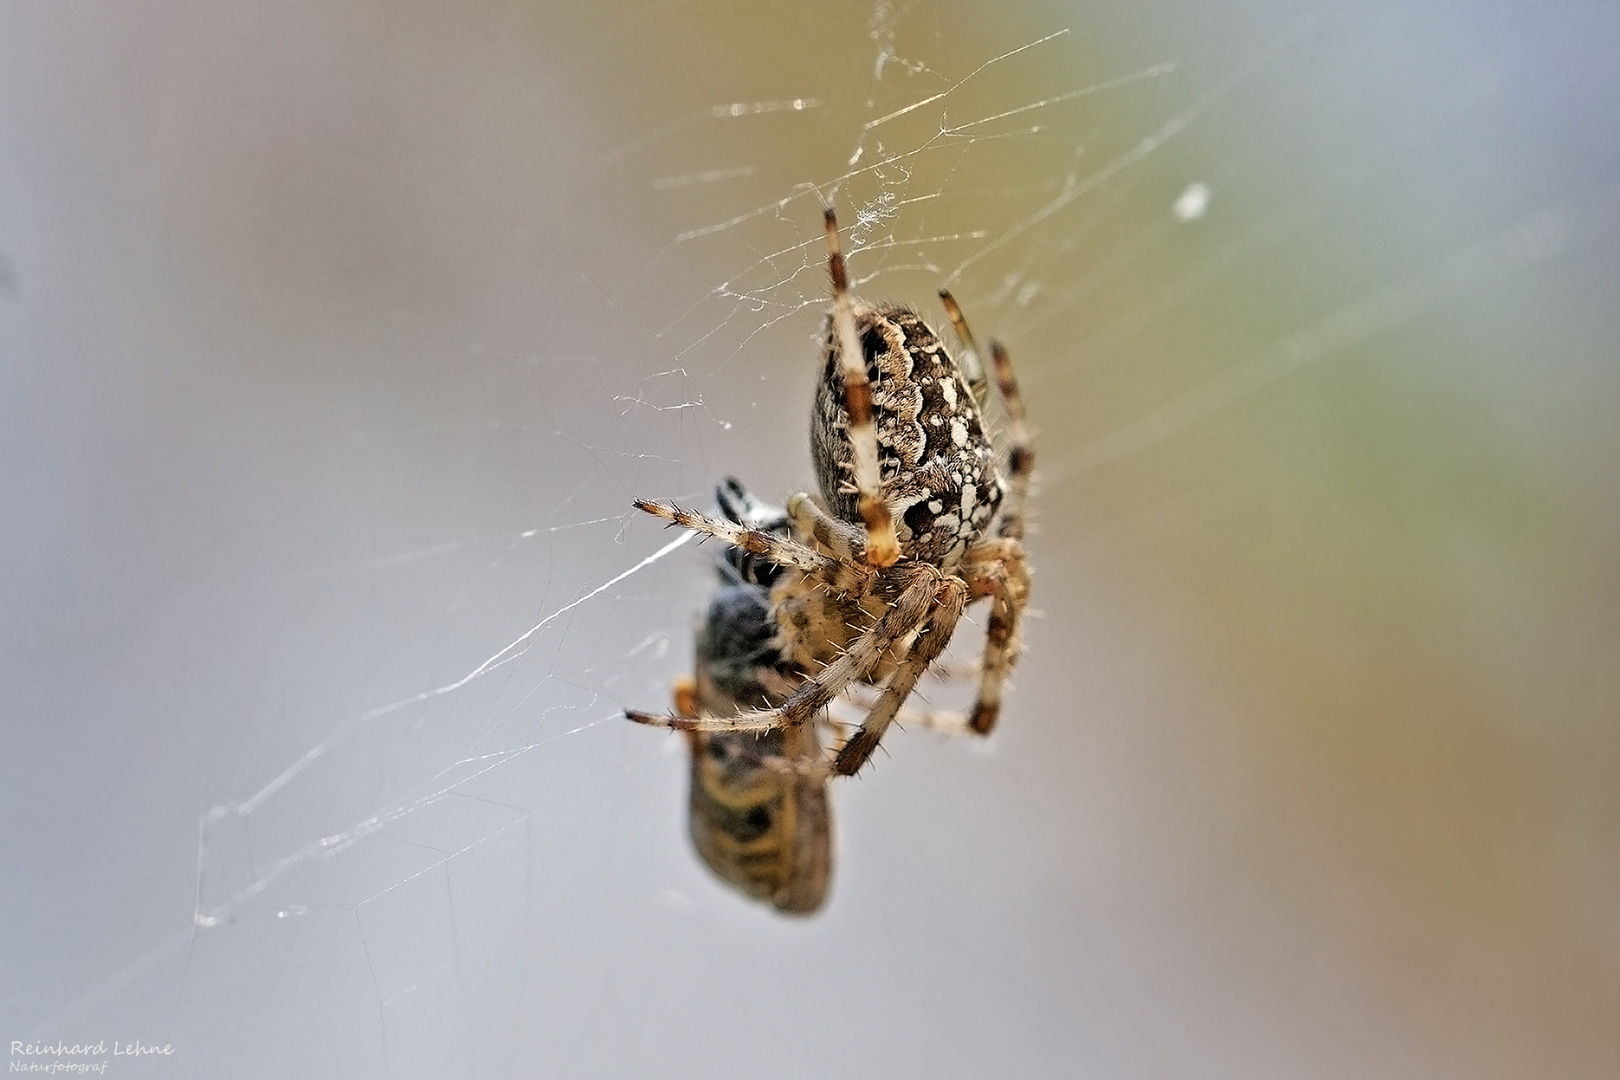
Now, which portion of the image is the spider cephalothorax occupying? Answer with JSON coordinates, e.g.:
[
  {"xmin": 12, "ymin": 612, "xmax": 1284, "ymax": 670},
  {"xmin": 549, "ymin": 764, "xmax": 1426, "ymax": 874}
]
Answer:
[{"xmin": 629, "ymin": 207, "xmax": 1032, "ymax": 780}]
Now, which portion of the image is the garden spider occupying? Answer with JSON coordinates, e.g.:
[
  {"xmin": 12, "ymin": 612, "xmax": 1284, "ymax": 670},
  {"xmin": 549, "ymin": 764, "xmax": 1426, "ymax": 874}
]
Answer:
[{"xmin": 628, "ymin": 207, "xmax": 1033, "ymax": 778}]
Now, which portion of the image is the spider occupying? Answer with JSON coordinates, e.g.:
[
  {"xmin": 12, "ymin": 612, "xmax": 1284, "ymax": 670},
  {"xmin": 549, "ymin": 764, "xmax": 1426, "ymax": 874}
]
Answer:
[{"xmin": 628, "ymin": 207, "xmax": 1032, "ymax": 778}]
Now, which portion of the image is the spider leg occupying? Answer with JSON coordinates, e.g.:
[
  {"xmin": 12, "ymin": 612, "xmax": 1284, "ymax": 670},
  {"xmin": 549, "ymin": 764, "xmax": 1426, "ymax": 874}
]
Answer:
[
  {"xmin": 785, "ymin": 492, "xmax": 868, "ymax": 564},
  {"xmin": 843, "ymin": 684, "xmax": 972, "ymax": 732},
  {"xmin": 936, "ymin": 289, "xmax": 989, "ymax": 408},
  {"xmin": 924, "ymin": 658, "xmax": 981, "ymax": 681},
  {"xmin": 633, "ymin": 498, "xmax": 871, "ymax": 593},
  {"xmin": 831, "ymin": 576, "xmax": 967, "ymax": 775},
  {"xmin": 987, "ymin": 340, "xmax": 1033, "ymax": 541},
  {"xmin": 961, "ymin": 540, "xmax": 1031, "ymax": 735},
  {"xmin": 936, "ymin": 293, "xmax": 1031, "ymax": 540},
  {"xmin": 893, "ymin": 706, "xmax": 974, "ymax": 735},
  {"xmin": 823, "ymin": 207, "xmax": 900, "ymax": 568},
  {"xmin": 628, "ymin": 565, "xmax": 941, "ymax": 736}
]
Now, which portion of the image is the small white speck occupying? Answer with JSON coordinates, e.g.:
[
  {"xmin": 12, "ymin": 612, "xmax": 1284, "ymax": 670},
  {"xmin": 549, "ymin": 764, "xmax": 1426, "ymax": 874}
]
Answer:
[{"xmin": 1173, "ymin": 183, "xmax": 1212, "ymax": 222}]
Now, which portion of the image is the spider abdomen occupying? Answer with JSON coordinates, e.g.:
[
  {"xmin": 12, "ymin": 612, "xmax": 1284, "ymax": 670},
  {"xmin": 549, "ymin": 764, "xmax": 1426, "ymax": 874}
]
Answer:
[{"xmin": 813, "ymin": 302, "xmax": 1004, "ymax": 567}]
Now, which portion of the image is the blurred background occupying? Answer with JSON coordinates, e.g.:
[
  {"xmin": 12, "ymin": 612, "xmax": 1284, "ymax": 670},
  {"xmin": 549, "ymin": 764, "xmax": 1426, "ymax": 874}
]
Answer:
[{"xmin": 2, "ymin": 0, "xmax": 1616, "ymax": 1076}]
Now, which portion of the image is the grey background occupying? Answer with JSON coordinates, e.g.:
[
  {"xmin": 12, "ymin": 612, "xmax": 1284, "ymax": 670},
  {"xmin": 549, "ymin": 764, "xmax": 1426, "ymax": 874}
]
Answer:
[{"xmin": 3, "ymin": 1, "xmax": 1616, "ymax": 1077}]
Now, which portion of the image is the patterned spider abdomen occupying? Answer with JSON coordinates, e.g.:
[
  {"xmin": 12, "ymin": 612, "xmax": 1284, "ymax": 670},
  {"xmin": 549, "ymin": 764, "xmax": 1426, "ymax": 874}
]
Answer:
[{"xmin": 812, "ymin": 302, "xmax": 1004, "ymax": 568}]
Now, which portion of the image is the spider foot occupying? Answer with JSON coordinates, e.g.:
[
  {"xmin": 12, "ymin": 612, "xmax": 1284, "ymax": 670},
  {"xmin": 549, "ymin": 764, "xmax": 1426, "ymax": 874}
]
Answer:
[{"xmin": 626, "ymin": 708, "xmax": 699, "ymax": 732}]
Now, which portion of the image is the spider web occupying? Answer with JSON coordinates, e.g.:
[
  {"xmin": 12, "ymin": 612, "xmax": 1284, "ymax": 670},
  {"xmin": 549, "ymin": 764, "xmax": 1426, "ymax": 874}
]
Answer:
[{"xmin": 4, "ymin": 1, "xmax": 1618, "ymax": 1078}]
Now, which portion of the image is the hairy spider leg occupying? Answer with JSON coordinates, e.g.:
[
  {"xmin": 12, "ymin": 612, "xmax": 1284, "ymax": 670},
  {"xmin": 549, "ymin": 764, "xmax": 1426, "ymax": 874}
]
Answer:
[
  {"xmin": 633, "ymin": 498, "xmax": 872, "ymax": 595},
  {"xmin": 831, "ymin": 574, "xmax": 968, "ymax": 775},
  {"xmin": 960, "ymin": 538, "xmax": 1032, "ymax": 736},
  {"xmin": 785, "ymin": 492, "xmax": 868, "ymax": 565},
  {"xmin": 936, "ymin": 289, "xmax": 990, "ymax": 408},
  {"xmin": 823, "ymin": 207, "xmax": 900, "ymax": 568},
  {"xmin": 988, "ymin": 341, "xmax": 1033, "ymax": 541}
]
